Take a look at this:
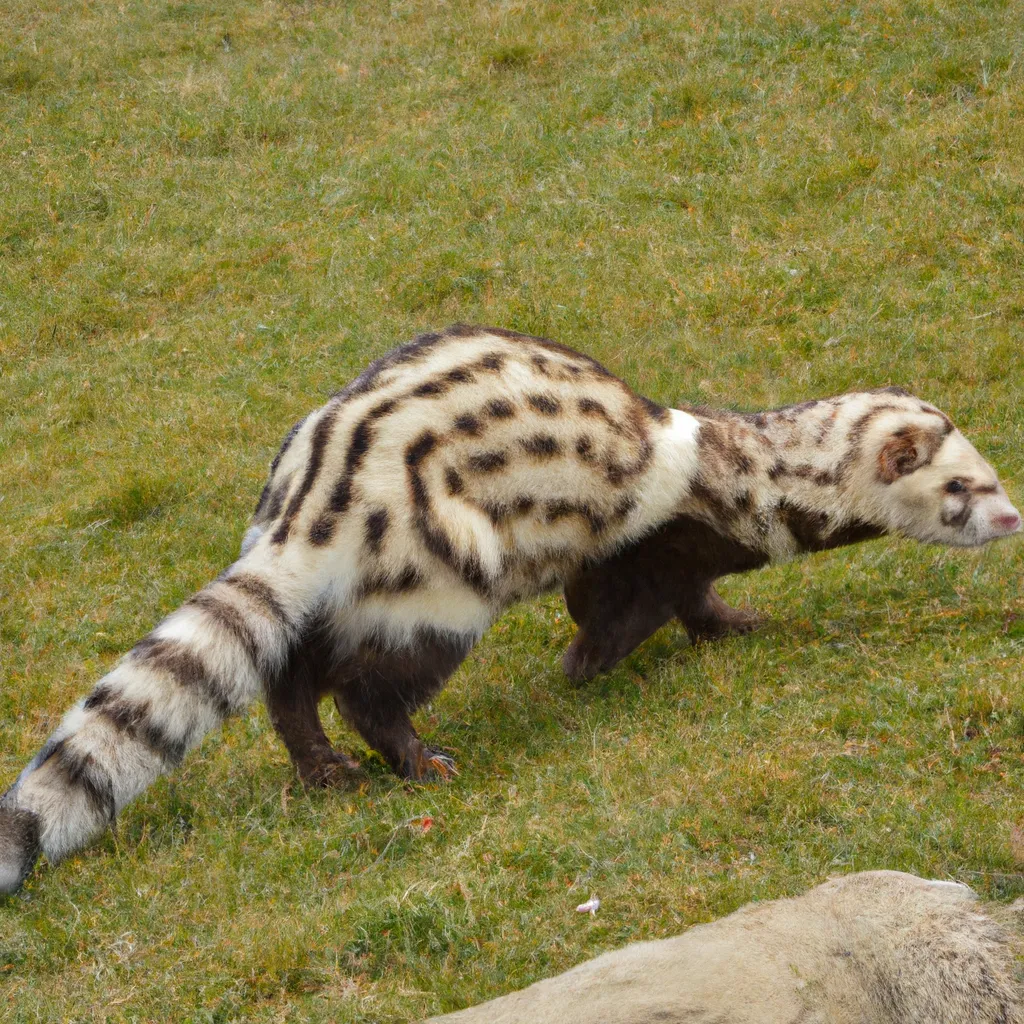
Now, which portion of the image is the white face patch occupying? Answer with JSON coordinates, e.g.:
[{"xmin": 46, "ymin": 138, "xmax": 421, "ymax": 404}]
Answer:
[{"xmin": 863, "ymin": 423, "xmax": 1021, "ymax": 547}]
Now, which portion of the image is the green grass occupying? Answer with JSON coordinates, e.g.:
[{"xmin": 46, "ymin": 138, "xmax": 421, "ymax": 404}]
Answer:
[{"xmin": 2, "ymin": 0, "xmax": 1024, "ymax": 1019}]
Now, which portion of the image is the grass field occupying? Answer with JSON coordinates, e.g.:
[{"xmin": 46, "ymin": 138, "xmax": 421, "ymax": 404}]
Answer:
[{"xmin": 2, "ymin": 0, "xmax": 1024, "ymax": 1019}]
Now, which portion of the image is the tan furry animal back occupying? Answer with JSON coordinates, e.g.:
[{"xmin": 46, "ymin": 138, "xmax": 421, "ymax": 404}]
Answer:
[{"xmin": 425, "ymin": 871, "xmax": 1024, "ymax": 1024}]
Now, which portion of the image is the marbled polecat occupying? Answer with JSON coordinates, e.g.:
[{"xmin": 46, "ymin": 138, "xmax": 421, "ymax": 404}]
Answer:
[{"xmin": 1, "ymin": 325, "xmax": 1018, "ymax": 892}]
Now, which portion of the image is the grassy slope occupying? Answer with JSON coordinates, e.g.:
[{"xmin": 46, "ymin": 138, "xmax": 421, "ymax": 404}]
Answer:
[{"xmin": 1, "ymin": 0, "xmax": 1023, "ymax": 1019}]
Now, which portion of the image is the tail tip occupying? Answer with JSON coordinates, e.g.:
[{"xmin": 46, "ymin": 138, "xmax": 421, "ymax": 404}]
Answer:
[{"xmin": 0, "ymin": 804, "xmax": 42, "ymax": 895}]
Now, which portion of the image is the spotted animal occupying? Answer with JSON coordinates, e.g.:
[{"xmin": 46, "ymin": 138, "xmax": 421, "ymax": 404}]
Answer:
[{"xmin": 0, "ymin": 325, "xmax": 1019, "ymax": 892}]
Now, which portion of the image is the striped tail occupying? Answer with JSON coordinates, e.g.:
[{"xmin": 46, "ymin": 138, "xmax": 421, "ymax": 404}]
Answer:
[{"xmin": 0, "ymin": 557, "xmax": 304, "ymax": 893}]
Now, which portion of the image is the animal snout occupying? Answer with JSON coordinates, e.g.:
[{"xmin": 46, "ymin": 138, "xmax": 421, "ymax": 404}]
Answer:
[{"xmin": 991, "ymin": 508, "xmax": 1022, "ymax": 535}]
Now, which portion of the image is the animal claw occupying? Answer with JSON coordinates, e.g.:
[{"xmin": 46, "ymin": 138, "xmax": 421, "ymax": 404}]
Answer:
[{"xmin": 426, "ymin": 751, "xmax": 459, "ymax": 780}]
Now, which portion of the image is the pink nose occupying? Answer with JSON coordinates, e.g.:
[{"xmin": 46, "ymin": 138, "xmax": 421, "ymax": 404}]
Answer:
[{"xmin": 994, "ymin": 511, "xmax": 1022, "ymax": 533}]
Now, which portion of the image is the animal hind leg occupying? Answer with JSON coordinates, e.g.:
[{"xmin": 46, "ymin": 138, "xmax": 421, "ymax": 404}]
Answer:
[
  {"xmin": 265, "ymin": 680, "xmax": 361, "ymax": 786},
  {"xmin": 265, "ymin": 630, "xmax": 361, "ymax": 787},
  {"xmin": 335, "ymin": 692, "xmax": 455, "ymax": 781},
  {"xmin": 333, "ymin": 630, "xmax": 470, "ymax": 781}
]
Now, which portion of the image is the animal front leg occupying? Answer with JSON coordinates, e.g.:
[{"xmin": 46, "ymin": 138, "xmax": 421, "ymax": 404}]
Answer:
[
  {"xmin": 676, "ymin": 583, "xmax": 763, "ymax": 644},
  {"xmin": 561, "ymin": 604, "xmax": 675, "ymax": 682},
  {"xmin": 264, "ymin": 680, "xmax": 361, "ymax": 787},
  {"xmin": 562, "ymin": 567, "xmax": 677, "ymax": 681}
]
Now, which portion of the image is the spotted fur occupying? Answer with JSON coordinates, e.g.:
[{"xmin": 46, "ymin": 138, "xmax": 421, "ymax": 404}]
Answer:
[
  {"xmin": 1, "ymin": 326, "xmax": 1018, "ymax": 892},
  {"xmin": 563, "ymin": 387, "xmax": 1021, "ymax": 678}
]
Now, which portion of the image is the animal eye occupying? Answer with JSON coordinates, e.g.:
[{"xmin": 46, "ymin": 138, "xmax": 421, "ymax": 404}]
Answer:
[{"xmin": 945, "ymin": 480, "xmax": 966, "ymax": 494}]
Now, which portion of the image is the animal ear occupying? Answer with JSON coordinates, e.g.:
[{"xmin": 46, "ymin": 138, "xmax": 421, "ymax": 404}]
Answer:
[{"xmin": 877, "ymin": 426, "xmax": 942, "ymax": 483}]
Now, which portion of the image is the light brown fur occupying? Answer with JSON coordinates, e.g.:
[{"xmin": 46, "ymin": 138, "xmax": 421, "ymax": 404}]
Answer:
[{"xmin": 425, "ymin": 872, "xmax": 1024, "ymax": 1024}]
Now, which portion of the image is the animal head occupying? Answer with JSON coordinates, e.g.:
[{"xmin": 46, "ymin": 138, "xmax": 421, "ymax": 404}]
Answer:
[{"xmin": 843, "ymin": 390, "xmax": 1020, "ymax": 547}]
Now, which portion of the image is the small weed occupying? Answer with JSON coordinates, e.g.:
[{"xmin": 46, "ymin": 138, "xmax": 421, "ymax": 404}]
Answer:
[
  {"xmin": 0, "ymin": 54, "xmax": 45, "ymax": 93},
  {"xmin": 71, "ymin": 476, "xmax": 183, "ymax": 530}
]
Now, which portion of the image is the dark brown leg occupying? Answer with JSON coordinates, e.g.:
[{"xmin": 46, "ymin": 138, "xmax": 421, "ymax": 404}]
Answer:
[
  {"xmin": 332, "ymin": 629, "xmax": 471, "ymax": 781},
  {"xmin": 264, "ymin": 622, "xmax": 361, "ymax": 787},
  {"xmin": 334, "ymin": 690, "xmax": 454, "ymax": 780},
  {"xmin": 562, "ymin": 601, "xmax": 675, "ymax": 681},
  {"xmin": 562, "ymin": 515, "xmax": 769, "ymax": 677},
  {"xmin": 264, "ymin": 679, "xmax": 361, "ymax": 787},
  {"xmin": 676, "ymin": 583, "xmax": 763, "ymax": 643},
  {"xmin": 562, "ymin": 554, "xmax": 677, "ymax": 681}
]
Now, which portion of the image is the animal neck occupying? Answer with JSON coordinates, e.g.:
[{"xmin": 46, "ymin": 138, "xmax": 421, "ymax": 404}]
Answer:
[{"xmin": 675, "ymin": 401, "xmax": 887, "ymax": 563}]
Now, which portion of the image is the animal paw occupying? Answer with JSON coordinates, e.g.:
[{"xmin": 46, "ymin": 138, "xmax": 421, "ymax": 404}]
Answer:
[
  {"xmin": 722, "ymin": 607, "xmax": 764, "ymax": 635},
  {"xmin": 686, "ymin": 607, "xmax": 765, "ymax": 643},
  {"xmin": 561, "ymin": 631, "xmax": 615, "ymax": 682},
  {"xmin": 297, "ymin": 750, "xmax": 362, "ymax": 788}
]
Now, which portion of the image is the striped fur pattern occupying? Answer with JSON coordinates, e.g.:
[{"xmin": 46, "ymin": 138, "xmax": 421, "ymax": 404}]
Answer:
[{"xmin": 0, "ymin": 325, "xmax": 1018, "ymax": 892}]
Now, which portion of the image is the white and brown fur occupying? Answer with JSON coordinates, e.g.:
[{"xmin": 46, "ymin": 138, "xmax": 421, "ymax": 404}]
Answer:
[
  {"xmin": 563, "ymin": 383, "xmax": 1023, "ymax": 678},
  {"xmin": 424, "ymin": 871, "xmax": 1024, "ymax": 1024},
  {"xmin": 0, "ymin": 325, "xmax": 1019, "ymax": 892}
]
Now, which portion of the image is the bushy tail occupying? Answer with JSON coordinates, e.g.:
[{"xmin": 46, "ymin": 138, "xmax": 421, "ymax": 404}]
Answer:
[{"xmin": 0, "ymin": 554, "xmax": 308, "ymax": 893}]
